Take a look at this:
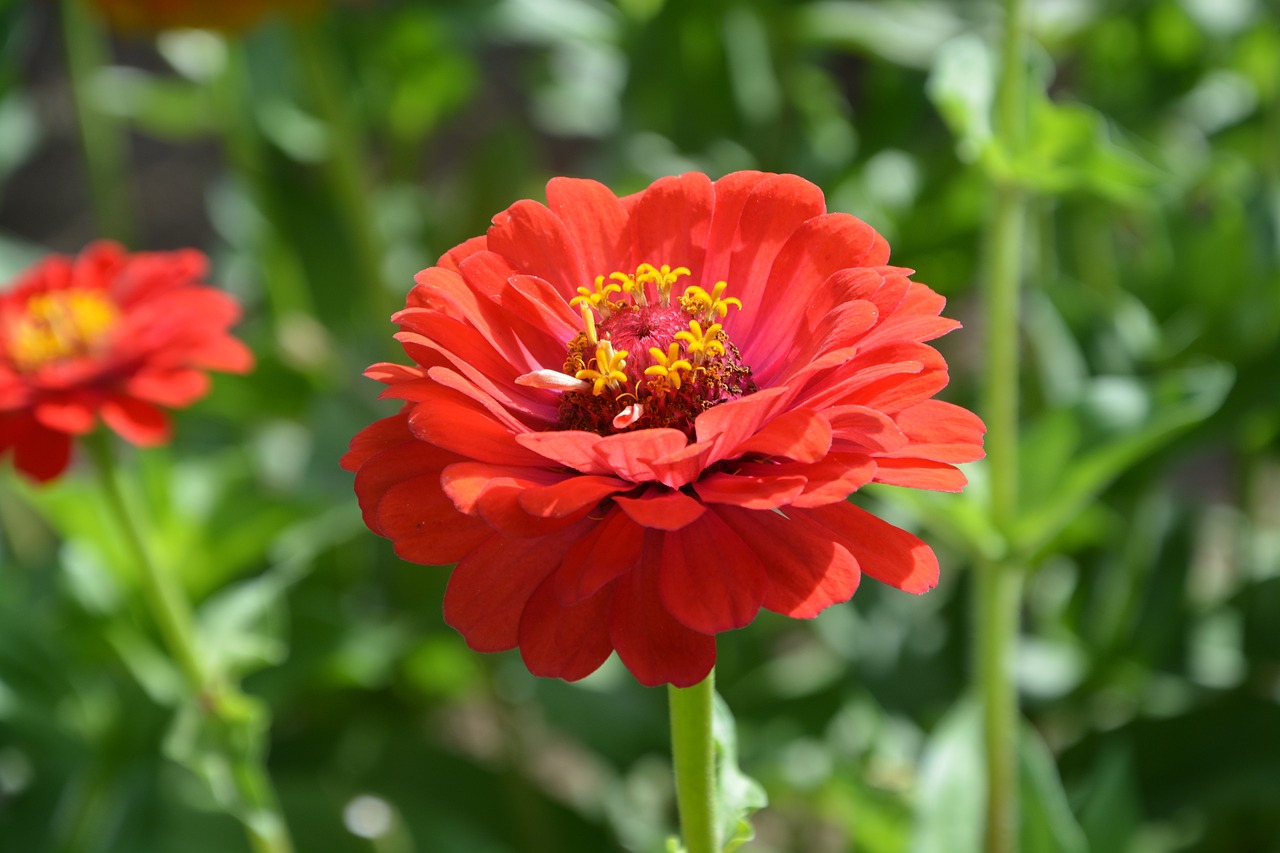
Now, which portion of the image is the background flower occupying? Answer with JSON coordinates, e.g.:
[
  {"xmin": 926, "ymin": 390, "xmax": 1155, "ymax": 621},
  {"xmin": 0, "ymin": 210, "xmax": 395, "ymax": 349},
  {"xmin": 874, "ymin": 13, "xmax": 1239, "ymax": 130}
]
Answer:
[
  {"xmin": 0, "ymin": 241, "xmax": 252, "ymax": 482},
  {"xmin": 345, "ymin": 171, "xmax": 985, "ymax": 687}
]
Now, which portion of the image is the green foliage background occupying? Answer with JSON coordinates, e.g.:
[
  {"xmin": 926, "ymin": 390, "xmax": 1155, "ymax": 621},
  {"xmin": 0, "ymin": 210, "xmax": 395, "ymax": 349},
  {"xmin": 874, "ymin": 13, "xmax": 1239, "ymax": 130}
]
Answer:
[{"xmin": 1, "ymin": 0, "xmax": 1278, "ymax": 851}]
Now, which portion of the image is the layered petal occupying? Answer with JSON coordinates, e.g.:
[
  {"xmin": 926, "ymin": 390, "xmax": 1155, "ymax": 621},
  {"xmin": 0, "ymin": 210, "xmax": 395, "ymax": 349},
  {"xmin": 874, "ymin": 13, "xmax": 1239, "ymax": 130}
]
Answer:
[{"xmin": 347, "ymin": 171, "xmax": 982, "ymax": 687}]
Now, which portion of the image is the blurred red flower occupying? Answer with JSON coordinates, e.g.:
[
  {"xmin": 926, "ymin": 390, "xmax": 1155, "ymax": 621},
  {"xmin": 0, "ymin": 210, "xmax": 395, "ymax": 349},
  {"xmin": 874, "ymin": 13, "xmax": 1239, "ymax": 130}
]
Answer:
[
  {"xmin": 0, "ymin": 242, "xmax": 253, "ymax": 482},
  {"xmin": 344, "ymin": 172, "xmax": 984, "ymax": 687},
  {"xmin": 87, "ymin": 0, "xmax": 321, "ymax": 33}
]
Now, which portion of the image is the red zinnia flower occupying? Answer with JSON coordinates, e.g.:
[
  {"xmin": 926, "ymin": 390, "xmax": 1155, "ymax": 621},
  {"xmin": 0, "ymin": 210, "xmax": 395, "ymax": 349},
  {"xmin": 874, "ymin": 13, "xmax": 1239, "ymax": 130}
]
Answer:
[
  {"xmin": 344, "ymin": 172, "xmax": 984, "ymax": 687},
  {"xmin": 0, "ymin": 241, "xmax": 253, "ymax": 482}
]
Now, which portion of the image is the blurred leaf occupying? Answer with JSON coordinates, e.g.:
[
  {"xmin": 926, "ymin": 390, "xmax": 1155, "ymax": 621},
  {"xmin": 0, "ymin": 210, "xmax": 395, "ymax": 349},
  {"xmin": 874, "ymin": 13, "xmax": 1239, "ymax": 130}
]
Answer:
[
  {"xmin": 1020, "ymin": 726, "xmax": 1089, "ymax": 853},
  {"xmin": 914, "ymin": 701, "xmax": 1090, "ymax": 853},
  {"xmin": 797, "ymin": 1, "xmax": 965, "ymax": 69},
  {"xmin": 1020, "ymin": 97, "xmax": 1163, "ymax": 204},
  {"xmin": 1014, "ymin": 362, "xmax": 1234, "ymax": 558},
  {"xmin": 712, "ymin": 691, "xmax": 767, "ymax": 852},
  {"xmin": 911, "ymin": 699, "xmax": 983, "ymax": 853},
  {"xmin": 926, "ymin": 34, "xmax": 996, "ymax": 164},
  {"xmin": 90, "ymin": 67, "xmax": 217, "ymax": 140}
]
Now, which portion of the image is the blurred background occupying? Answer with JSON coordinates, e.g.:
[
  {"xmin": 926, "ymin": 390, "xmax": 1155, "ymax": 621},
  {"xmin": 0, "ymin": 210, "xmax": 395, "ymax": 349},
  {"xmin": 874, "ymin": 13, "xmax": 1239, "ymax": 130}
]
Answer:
[{"xmin": 0, "ymin": 0, "xmax": 1278, "ymax": 851}]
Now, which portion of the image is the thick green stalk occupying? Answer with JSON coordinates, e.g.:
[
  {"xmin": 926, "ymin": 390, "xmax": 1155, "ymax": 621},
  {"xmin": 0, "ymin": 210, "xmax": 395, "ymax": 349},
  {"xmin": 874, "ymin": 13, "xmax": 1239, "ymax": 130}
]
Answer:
[
  {"xmin": 669, "ymin": 671, "xmax": 718, "ymax": 853},
  {"xmin": 60, "ymin": 0, "xmax": 135, "ymax": 244},
  {"xmin": 88, "ymin": 434, "xmax": 295, "ymax": 853},
  {"xmin": 977, "ymin": 0, "xmax": 1029, "ymax": 851}
]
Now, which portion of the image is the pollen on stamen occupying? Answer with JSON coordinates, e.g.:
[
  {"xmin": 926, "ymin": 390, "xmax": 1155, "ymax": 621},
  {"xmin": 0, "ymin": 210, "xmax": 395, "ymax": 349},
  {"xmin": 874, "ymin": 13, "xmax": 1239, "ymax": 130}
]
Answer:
[{"xmin": 546, "ymin": 264, "xmax": 757, "ymax": 438}]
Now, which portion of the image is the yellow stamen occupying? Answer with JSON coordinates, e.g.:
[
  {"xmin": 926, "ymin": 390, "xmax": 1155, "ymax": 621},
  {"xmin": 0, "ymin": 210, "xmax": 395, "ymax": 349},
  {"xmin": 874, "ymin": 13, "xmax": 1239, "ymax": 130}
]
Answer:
[
  {"xmin": 570, "ymin": 275, "xmax": 623, "ymax": 319},
  {"xmin": 675, "ymin": 320, "xmax": 725, "ymax": 365},
  {"xmin": 682, "ymin": 281, "xmax": 742, "ymax": 321},
  {"xmin": 636, "ymin": 263, "xmax": 691, "ymax": 307},
  {"xmin": 610, "ymin": 270, "xmax": 646, "ymax": 307},
  {"xmin": 7, "ymin": 290, "xmax": 119, "ymax": 372},
  {"xmin": 574, "ymin": 340, "xmax": 629, "ymax": 396},
  {"xmin": 644, "ymin": 343, "xmax": 693, "ymax": 390},
  {"xmin": 580, "ymin": 302, "xmax": 598, "ymax": 345}
]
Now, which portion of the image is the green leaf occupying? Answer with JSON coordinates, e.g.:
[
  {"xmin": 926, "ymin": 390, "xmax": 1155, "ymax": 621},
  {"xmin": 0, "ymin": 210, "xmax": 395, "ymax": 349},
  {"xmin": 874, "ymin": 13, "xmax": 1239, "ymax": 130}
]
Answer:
[
  {"xmin": 1020, "ymin": 727, "xmax": 1090, "ymax": 853},
  {"xmin": 911, "ymin": 699, "xmax": 983, "ymax": 853},
  {"xmin": 712, "ymin": 692, "xmax": 767, "ymax": 853},
  {"xmin": 89, "ymin": 67, "xmax": 217, "ymax": 140},
  {"xmin": 913, "ymin": 700, "xmax": 1091, "ymax": 853},
  {"xmin": 1013, "ymin": 362, "xmax": 1234, "ymax": 558}
]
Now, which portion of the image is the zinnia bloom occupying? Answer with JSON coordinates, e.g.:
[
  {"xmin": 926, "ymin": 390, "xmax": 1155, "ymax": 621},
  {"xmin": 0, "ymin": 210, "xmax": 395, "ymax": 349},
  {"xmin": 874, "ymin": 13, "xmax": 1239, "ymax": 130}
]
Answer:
[
  {"xmin": 344, "ymin": 172, "xmax": 984, "ymax": 687},
  {"xmin": 87, "ymin": 0, "xmax": 321, "ymax": 33},
  {"xmin": 0, "ymin": 241, "xmax": 253, "ymax": 482}
]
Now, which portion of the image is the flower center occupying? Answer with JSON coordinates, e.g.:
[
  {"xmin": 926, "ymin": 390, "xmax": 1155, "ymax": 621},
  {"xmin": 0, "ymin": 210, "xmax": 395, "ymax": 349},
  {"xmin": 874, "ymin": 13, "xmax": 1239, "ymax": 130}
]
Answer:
[
  {"xmin": 520, "ymin": 263, "xmax": 755, "ymax": 437},
  {"xmin": 5, "ymin": 289, "xmax": 120, "ymax": 372}
]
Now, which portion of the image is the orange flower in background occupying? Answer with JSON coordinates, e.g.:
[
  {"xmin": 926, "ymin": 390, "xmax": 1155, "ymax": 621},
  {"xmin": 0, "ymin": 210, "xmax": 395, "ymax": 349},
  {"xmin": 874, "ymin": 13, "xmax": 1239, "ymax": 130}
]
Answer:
[
  {"xmin": 344, "ymin": 172, "xmax": 985, "ymax": 687},
  {"xmin": 87, "ymin": 0, "xmax": 322, "ymax": 33},
  {"xmin": 0, "ymin": 242, "xmax": 253, "ymax": 482}
]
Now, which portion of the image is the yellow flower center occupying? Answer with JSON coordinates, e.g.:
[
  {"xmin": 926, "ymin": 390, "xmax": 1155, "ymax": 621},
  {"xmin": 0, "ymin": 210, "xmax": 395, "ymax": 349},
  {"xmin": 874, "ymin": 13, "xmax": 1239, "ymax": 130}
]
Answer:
[
  {"xmin": 5, "ymin": 290, "xmax": 120, "ymax": 372},
  {"xmin": 553, "ymin": 263, "xmax": 755, "ymax": 436}
]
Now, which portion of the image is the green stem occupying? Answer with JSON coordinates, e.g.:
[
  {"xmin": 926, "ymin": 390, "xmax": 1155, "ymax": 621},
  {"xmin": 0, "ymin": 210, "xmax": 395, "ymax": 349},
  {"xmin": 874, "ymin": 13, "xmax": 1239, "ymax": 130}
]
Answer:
[
  {"xmin": 291, "ymin": 21, "xmax": 395, "ymax": 323},
  {"xmin": 669, "ymin": 670, "xmax": 717, "ymax": 853},
  {"xmin": 87, "ymin": 433, "xmax": 295, "ymax": 853},
  {"xmin": 978, "ymin": 0, "xmax": 1029, "ymax": 851},
  {"xmin": 88, "ymin": 432, "xmax": 204, "ymax": 686},
  {"xmin": 60, "ymin": 0, "xmax": 135, "ymax": 244}
]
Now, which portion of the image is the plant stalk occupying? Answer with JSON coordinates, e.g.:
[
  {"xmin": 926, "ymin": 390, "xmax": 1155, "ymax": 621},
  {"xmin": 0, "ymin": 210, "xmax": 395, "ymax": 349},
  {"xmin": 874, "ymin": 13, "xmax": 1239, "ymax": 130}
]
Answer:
[
  {"xmin": 87, "ymin": 433, "xmax": 295, "ymax": 853},
  {"xmin": 60, "ymin": 0, "xmax": 135, "ymax": 244},
  {"xmin": 977, "ymin": 0, "xmax": 1029, "ymax": 850},
  {"xmin": 669, "ymin": 670, "xmax": 718, "ymax": 853}
]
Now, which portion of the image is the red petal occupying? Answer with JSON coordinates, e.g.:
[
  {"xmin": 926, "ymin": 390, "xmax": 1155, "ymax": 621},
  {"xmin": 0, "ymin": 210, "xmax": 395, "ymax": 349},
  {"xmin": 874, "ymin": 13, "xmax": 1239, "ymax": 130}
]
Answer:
[
  {"xmin": 717, "ymin": 505, "xmax": 861, "ymax": 618},
  {"xmin": 518, "ymin": 574, "xmax": 615, "ymax": 681},
  {"xmin": 871, "ymin": 457, "xmax": 969, "ymax": 491},
  {"xmin": 519, "ymin": 474, "xmax": 632, "ymax": 518},
  {"xmin": 517, "ymin": 430, "xmax": 606, "ymax": 474},
  {"xmin": 352, "ymin": 430, "xmax": 453, "ymax": 534},
  {"xmin": 801, "ymin": 501, "xmax": 940, "ymax": 594},
  {"xmin": 444, "ymin": 531, "xmax": 576, "ymax": 652},
  {"xmin": 406, "ymin": 386, "xmax": 545, "ymax": 467},
  {"xmin": 693, "ymin": 386, "xmax": 790, "ymax": 455},
  {"xmin": 378, "ymin": 474, "xmax": 493, "ymax": 565},
  {"xmin": 4, "ymin": 414, "xmax": 73, "ymax": 483},
  {"xmin": 889, "ymin": 400, "xmax": 987, "ymax": 463},
  {"xmin": 693, "ymin": 471, "xmax": 808, "ymax": 510},
  {"xmin": 125, "ymin": 368, "xmax": 211, "ymax": 408},
  {"xmin": 727, "ymin": 175, "xmax": 827, "ymax": 338},
  {"xmin": 487, "ymin": 199, "xmax": 587, "ymax": 301},
  {"xmin": 593, "ymin": 428, "xmax": 689, "ymax": 482},
  {"xmin": 609, "ymin": 539, "xmax": 716, "ymax": 688},
  {"xmin": 727, "ymin": 408, "xmax": 832, "ymax": 464},
  {"xmin": 629, "ymin": 173, "xmax": 713, "ymax": 285},
  {"xmin": 658, "ymin": 512, "xmax": 767, "ymax": 633},
  {"xmin": 744, "ymin": 212, "xmax": 888, "ymax": 362},
  {"xmin": 546, "ymin": 177, "xmax": 629, "ymax": 279},
  {"xmin": 342, "ymin": 412, "xmax": 414, "ymax": 473},
  {"xmin": 101, "ymin": 396, "xmax": 170, "ymax": 446},
  {"xmin": 437, "ymin": 235, "xmax": 488, "ymax": 272},
  {"xmin": 826, "ymin": 405, "xmax": 909, "ymax": 452},
  {"xmin": 554, "ymin": 508, "xmax": 644, "ymax": 603},
  {"xmin": 33, "ymin": 398, "xmax": 97, "ymax": 434},
  {"xmin": 703, "ymin": 172, "xmax": 775, "ymax": 286},
  {"xmin": 614, "ymin": 487, "xmax": 706, "ymax": 531}
]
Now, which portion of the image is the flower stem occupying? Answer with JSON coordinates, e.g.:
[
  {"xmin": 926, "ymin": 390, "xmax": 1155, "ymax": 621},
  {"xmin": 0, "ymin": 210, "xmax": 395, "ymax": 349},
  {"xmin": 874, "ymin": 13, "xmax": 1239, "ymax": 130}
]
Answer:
[
  {"xmin": 87, "ymin": 433, "xmax": 295, "ymax": 853},
  {"xmin": 978, "ymin": 0, "xmax": 1029, "ymax": 851},
  {"xmin": 668, "ymin": 670, "xmax": 718, "ymax": 853},
  {"xmin": 60, "ymin": 0, "xmax": 135, "ymax": 245}
]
